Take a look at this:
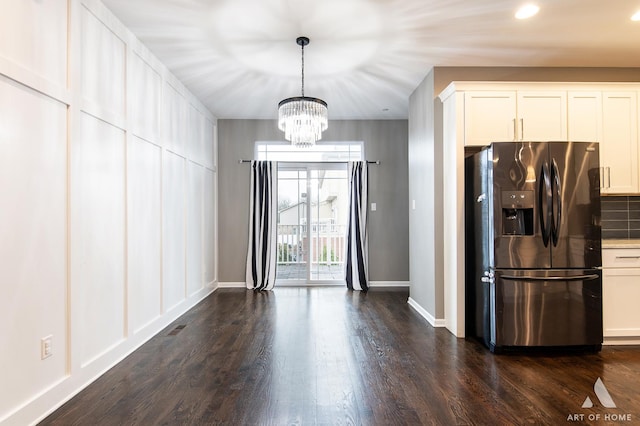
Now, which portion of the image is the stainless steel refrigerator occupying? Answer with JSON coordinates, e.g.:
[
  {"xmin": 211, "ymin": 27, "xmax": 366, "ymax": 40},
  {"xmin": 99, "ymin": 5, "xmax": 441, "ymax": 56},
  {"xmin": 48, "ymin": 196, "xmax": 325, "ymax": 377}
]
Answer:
[{"xmin": 465, "ymin": 141, "xmax": 602, "ymax": 353}]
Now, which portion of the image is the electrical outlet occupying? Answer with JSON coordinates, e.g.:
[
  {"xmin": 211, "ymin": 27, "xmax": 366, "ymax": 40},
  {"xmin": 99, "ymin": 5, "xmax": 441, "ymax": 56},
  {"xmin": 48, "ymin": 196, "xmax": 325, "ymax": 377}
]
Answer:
[{"xmin": 41, "ymin": 335, "xmax": 52, "ymax": 360}]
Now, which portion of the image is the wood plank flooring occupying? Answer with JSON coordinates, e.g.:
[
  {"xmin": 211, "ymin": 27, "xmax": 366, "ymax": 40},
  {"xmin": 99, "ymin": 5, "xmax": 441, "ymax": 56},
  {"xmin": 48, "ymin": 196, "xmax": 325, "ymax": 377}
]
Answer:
[{"xmin": 41, "ymin": 288, "xmax": 640, "ymax": 425}]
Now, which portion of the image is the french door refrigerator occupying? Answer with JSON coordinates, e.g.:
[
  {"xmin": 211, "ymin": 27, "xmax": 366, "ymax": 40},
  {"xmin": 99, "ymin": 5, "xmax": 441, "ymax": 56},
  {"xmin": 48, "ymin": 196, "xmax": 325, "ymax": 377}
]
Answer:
[{"xmin": 465, "ymin": 142, "xmax": 602, "ymax": 353}]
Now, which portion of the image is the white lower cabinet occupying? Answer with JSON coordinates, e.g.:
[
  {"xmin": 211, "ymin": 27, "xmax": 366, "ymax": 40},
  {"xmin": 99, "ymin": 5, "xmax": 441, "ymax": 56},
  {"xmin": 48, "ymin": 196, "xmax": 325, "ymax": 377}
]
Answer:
[{"xmin": 602, "ymin": 248, "xmax": 640, "ymax": 343}]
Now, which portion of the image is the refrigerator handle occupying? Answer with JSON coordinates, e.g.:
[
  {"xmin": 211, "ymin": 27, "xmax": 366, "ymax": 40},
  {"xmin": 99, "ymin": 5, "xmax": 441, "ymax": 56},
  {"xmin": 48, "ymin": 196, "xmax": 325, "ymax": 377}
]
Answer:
[
  {"xmin": 551, "ymin": 159, "xmax": 562, "ymax": 246},
  {"xmin": 538, "ymin": 162, "xmax": 552, "ymax": 247},
  {"xmin": 599, "ymin": 167, "xmax": 604, "ymax": 189}
]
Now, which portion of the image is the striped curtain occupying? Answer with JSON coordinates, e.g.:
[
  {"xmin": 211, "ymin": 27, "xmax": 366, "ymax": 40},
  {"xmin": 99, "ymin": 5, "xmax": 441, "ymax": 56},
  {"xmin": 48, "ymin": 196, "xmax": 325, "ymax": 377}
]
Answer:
[
  {"xmin": 245, "ymin": 161, "xmax": 277, "ymax": 291},
  {"xmin": 345, "ymin": 161, "xmax": 369, "ymax": 291}
]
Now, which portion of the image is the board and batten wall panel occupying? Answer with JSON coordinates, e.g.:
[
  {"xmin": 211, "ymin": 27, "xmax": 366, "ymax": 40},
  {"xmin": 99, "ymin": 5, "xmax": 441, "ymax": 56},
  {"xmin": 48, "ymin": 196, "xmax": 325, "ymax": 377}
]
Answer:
[
  {"xmin": 73, "ymin": 113, "xmax": 126, "ymax": 366},
  {"xmin": 127, "ymin": 137, "xmax": 163, "ymax": 333},
  {"xmin": 130, "ymin": 52, "xmax": 162, "ymax": 144},
  {"xmin": 80, "ymin": 5, "xmax": 125, "ymax": 125},
  {"xmin": 188, "ymin": 104, "xmax": 206, "ymax": 163},
  {"xmin": 0, "ymin": 0, "xmax": 67, "ymax": 90},
  {"xmin": 0, "ymin": 75, "xmax": 68, "ymax": 420},
  {"xmin": 164, "ymin": 82, "xmax": 188, "ymax": 156},
  {"xmin": 0, "ymin": 1, "xmax": 217, "ymax": 424},
  {"xmin": 163, "ymin": 151, "xmax": 188, "ymax": 312},
  {"xmin": 203, "ymin": 118, "xmax": 216, "ymax": 169},
  {"xmin": 187, "ymin": 161, "xmax": 205, "ymax": 296}
]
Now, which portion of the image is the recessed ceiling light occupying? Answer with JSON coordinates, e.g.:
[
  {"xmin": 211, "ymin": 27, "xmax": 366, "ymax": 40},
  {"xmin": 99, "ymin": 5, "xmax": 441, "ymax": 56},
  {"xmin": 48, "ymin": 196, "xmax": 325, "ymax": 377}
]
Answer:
[
  {"xmin": 515, "ymin": 4, "xmax": 540, "ymax": 19},
  {"xmin": 632, "ymin": 10, "xmax": 640, "ymax": 21}
]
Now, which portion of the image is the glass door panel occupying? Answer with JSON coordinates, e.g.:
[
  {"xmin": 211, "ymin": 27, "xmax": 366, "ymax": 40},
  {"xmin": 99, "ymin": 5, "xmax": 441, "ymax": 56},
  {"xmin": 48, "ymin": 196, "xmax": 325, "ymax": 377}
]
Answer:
[
  {"xmin": 277, "ymin": 169, "xmax": 307, "ymax": 282},
  {"xmin": 277, "ymin": 164, "xmax": 348, "ymax": 284}
]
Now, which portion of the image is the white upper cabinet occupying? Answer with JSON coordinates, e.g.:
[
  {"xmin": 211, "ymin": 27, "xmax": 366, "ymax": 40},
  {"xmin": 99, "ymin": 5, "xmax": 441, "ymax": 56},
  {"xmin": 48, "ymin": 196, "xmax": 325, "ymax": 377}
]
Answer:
[
  {"xmin": 463, "ymin": 90, "xmax": 568, "ymax": 145},
  {"xmin": 567, "ymin": 92, "xmax": 602, "ymax": 142},
  {"xmin": 601, "ymin": 92, "xmax": 638, "ymax": 194},
  {"xmin": 443, "ymin": 82, "xmax": 640, "ymax": 194},
  {"xmin": 517, "ymin": 91, "xmax": 567, "ymax": 141},
  {"xmin": 464, "ymin": 91, "xmax": 517, "ymax": 145}
]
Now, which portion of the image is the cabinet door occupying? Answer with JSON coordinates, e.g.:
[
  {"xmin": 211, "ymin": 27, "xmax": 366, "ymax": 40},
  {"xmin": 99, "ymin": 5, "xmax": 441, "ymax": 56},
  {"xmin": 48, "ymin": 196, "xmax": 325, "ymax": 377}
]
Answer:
[
  {"xmin": 464, "ymin": 91, "xmax": 516, "ymax": 146},
  {"xmin": 603, "ymin": 268, "xmax": 640, "ymax": 338},
  {"xmin": 601, "ymin": 92, "xmax": 638, "ymax": 194},
  {"xmin": 517, "ymin": 91, "xmax": 567, "ymax": 141},
  {"xmin": 567, "ymin": 92, "xmax": 602, "ymax": 143}
]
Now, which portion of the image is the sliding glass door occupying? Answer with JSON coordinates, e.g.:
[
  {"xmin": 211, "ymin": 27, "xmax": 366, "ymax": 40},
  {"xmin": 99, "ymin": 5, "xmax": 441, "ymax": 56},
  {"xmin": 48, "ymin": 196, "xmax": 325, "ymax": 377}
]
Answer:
[{"xmin": 276, "ymin": 163, "xmax": 348, "ymax": 284}]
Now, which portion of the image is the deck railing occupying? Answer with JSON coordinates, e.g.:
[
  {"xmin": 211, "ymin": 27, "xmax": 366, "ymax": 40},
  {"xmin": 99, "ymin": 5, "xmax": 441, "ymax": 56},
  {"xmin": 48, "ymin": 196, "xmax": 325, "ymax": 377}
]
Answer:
[{"xmin": 277, "ymin": 224, "xmax": 346, "ymax": 267}]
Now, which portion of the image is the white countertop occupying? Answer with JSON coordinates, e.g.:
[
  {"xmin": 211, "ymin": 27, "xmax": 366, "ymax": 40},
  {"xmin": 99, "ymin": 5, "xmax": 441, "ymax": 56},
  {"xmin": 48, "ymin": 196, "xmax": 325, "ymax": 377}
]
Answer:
[{"xmin": 602, "ymin": 239, "xmax": 640, "ymax": 249}]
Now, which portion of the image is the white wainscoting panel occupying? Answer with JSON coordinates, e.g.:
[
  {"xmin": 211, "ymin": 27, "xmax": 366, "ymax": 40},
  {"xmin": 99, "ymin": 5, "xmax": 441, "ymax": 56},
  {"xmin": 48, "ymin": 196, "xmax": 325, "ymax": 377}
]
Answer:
[
  {"xmin": 204, "ymin": 168, "xmax": 217, "ymax": 284},
  {"xmin": 187, "ymin": 161, "xmax": 205, "ymax": 295},
  {"xmin": 203, "ymin": 118, "xmax": 216, "ymax": 169},
  {"xmin": 164, "ymin": 82, "xmax": 187, "ymax": 157},
  {"xmin": 0, "ymin": 76, "xmax": 68, "ymax": 419},
  {"xmin": 188, "ymin": 105, "xmax": 205, "ymax": 163},
  {"xmin": 130, "ymin": 52, "xmax": 162, "ymax": 144},
  {"xmin": 162, "ymin": 151, "xmax": 187, "ymax": 312},
  {"xmin": 73, "ymin": 112, "xmax": 126, "ymax": 367},
  {"xmin": 1, "ymin": 1, "xmax": 218, "ymax": 424},
  {"xmin": 80, "ymin": 5, "xmax": 125, "ymax": 125},
  {"xmin": 0, "ymin": 0, "xmax": 67, "ymax": 89},
  {"xmin": 127, "ymin": 136, "xmax": 163, "ymax": 334}
]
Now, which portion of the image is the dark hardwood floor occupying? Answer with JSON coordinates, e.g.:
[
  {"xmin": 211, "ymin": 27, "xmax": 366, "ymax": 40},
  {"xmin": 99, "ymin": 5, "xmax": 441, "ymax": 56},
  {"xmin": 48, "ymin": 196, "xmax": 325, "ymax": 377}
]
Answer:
[{"xmin": 41, "ymin": 288, "xmax": 640, "ymax": 425}]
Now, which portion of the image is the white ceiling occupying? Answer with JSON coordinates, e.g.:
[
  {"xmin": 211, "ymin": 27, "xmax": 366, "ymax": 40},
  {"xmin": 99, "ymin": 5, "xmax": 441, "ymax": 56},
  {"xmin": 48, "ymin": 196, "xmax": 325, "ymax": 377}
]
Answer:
[{"xmin": 101, "ymin": 0, "xmax": 640, "ymax": 120}]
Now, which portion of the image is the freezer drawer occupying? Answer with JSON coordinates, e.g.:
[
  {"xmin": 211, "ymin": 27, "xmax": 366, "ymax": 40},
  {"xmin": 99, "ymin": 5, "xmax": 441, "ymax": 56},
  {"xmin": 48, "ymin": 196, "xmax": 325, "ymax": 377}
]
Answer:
[{"xmin": 491, "ymin": 269, "xmax": 602, "ymax": 349}]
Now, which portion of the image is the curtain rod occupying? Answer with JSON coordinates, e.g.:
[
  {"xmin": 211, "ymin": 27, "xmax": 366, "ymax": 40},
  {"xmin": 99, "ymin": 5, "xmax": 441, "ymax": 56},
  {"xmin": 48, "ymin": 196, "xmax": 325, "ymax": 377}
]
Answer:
[{"xmin": 238, "ymin": 159, "xmax": 380, "ymax": 164}]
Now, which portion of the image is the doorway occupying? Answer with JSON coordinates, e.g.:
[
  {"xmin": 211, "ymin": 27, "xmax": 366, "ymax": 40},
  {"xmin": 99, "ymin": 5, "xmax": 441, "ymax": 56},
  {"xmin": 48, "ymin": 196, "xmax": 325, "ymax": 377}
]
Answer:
[{"xmin": 276, "ymin": 163, "xmax": 349, "ymax": 285}]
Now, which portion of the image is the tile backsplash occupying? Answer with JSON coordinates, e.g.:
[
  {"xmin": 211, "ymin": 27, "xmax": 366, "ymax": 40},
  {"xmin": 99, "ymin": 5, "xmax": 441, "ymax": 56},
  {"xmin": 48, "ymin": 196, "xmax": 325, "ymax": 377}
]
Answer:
[{"xmin": 601, "ymin": 195, "xmax": 640, "ymax": 239}]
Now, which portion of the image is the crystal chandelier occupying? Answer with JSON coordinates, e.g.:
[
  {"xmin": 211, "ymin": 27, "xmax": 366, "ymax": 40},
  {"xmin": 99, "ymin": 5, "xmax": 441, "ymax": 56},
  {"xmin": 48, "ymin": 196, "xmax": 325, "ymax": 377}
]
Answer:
[{"xmin": 278, "ymin": 36, "xmax": 328, "ymax": 148}]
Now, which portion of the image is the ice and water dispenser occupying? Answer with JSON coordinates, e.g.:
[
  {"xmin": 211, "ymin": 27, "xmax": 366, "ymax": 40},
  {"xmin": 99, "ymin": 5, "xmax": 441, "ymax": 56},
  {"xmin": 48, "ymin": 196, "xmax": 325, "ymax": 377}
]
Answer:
[{"xmin": 501, "ymin": 191, "xmax": 534, "ymax": 235}]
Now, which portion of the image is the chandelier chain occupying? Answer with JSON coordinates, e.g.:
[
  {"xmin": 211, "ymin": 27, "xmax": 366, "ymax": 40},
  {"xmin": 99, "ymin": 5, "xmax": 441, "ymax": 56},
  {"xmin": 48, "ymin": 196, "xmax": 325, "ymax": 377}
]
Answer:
[{"xmin": 301, "ymin": 41, "xmax": 305, "ymax": 97}]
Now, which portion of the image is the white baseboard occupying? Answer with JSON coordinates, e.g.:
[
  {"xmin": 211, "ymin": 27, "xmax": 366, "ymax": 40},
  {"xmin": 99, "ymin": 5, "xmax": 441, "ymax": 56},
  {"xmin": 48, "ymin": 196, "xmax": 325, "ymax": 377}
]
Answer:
[
  {"xmin": 603, "ymin": 337, "xmax": 640, "ymax": 345},
  {"xmin": 407, "ymin": 297, "xmax": 446, "ymax": 328},
  {"xmin": 369, "ymin": 281, "xmax": 410, "ymax": 288},
  {"xmin": 218, "ymin": 281, "xmax": 246, "ymax": 288}
]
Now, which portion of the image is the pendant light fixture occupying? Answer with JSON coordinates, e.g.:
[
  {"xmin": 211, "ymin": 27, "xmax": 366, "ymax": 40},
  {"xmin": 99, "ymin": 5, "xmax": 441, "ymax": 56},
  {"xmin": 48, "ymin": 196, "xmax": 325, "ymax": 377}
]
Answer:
[{"xmin": 278, "ymin": 36, "xmax": 328, "ymax": 148}]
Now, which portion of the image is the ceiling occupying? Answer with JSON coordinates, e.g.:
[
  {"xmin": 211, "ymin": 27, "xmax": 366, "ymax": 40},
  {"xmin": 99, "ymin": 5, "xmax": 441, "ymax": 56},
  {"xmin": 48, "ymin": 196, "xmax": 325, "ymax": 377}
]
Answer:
[{"xmin": 101, "ymin": 0, "xmax": 640, "ymax": 120}]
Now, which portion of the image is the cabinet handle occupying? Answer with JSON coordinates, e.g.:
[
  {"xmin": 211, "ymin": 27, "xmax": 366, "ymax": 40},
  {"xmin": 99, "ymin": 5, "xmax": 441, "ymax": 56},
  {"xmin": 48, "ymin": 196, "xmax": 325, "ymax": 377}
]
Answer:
[
  {"xmin": 520, "ymin": 118, "xmax": 524, "ymax": 140},
  {"xmin": 607, "ymin": 167, "xmax": 611, "ymax": 188},
  {"xmin": 513, "ymin": 118, "xmax": 517, "ymax": 141},
  {"xmin": 615, "ymin": 256, "xmax": 640, "ymax": 259}
]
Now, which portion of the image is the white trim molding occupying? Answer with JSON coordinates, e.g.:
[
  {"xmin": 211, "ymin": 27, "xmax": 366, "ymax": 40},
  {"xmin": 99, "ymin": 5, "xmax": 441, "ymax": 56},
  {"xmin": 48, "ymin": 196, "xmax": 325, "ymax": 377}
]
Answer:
[
  {"xmin": 407, "ymin": 297, "xmax": 446, "ymax": 328},
  {"xmin": 219, "ymin": 281, "xmax": 409, "ymax": 289},
  {"xmin": 218, "ymin": 282, "xmax": 247, "ymax": 288},
  {"xmin": 369, "ymin": 281, "xmax": 410, "ymax": 288}
]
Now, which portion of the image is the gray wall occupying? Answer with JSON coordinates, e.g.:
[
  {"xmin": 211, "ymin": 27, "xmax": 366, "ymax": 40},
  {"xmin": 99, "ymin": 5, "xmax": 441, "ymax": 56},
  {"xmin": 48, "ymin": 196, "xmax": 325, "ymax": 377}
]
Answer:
[
  {"xmin": 408, "ymin": 70, "xmax": 444, "ymax": 318},
  {"xmin": 218, "ymin": 119, "xmax": 409, "ymax": 284}
]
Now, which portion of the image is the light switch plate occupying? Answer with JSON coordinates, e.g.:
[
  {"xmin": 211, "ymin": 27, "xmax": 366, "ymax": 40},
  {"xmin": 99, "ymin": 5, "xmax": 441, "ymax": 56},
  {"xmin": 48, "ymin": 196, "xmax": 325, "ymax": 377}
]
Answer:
[{"xmin": 371, "ymin": 202, "xmax": 377, "ymax": 211}]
